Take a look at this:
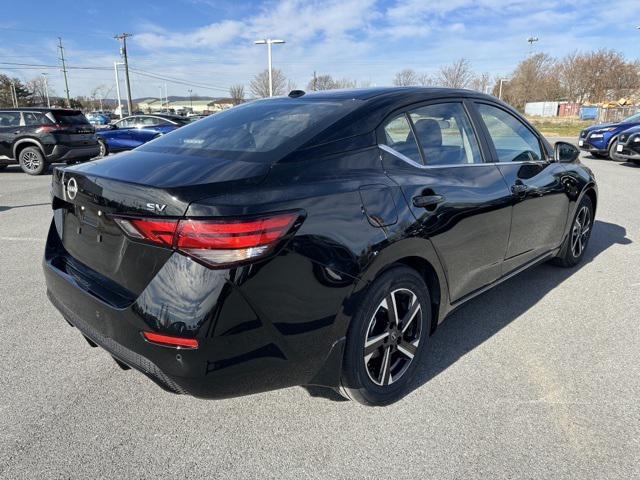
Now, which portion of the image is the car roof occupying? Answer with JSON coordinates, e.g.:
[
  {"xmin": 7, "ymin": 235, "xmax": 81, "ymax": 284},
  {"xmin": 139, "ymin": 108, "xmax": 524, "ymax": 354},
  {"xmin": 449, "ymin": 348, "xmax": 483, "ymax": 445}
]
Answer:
[
  {"xmin": 286, "ymin": 86, "xmax": 490, "ymax": 102},
  {"xmin": 0, "ymin": 107, "xmax": 82, "ymax": 113}
]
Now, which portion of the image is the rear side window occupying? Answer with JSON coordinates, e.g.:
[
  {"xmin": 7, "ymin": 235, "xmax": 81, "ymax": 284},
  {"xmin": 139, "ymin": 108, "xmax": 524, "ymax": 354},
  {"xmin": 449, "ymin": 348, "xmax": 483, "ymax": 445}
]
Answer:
[
  {"xmin": 24, "ymin": 112, "xmax": 53, "ymax": 126},
  {"xmin": 52, "ymin": 110, "xmax": 90, "ymax": 126},
  {"xmin": 381, "ymin": 114, "xmax": 422, "ymax": 163},
  {"xmin": 0, "ymin": 112, "xmax": 21, "ymax": 127},
  {"xmin": 477, "ymin": 104, "xmax": 543, "ymax": 162},
  {"xmin": 409, "ymin": 103, "xmax": 482, "ymax": 165},
  {"xmin": 139, "ymin": 99, "xmax": 360, "ymax": 162}
]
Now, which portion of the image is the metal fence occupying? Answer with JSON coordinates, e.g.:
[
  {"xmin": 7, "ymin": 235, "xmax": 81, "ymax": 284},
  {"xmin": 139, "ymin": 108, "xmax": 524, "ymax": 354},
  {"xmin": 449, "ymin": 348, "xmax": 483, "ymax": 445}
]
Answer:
[{"xmin": 597, "ymin": 107, "xmax": 639, "ymax": 123}]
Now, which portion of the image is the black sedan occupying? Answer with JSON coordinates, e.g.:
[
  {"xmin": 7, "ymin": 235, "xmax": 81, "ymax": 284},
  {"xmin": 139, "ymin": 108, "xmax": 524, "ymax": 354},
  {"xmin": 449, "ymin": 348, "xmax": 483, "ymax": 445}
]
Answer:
[{"xmin": 43, "ymin": 88, "xmax": 597, "ymax": 406}]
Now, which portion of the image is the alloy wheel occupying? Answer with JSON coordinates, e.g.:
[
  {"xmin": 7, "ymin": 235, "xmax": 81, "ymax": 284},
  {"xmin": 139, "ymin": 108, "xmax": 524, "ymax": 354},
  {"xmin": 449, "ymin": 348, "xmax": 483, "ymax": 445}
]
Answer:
[
  {"xmin": 363, "ymin": 288, "xmax": 422, "ymax": 386},
  {"xmin": 98, "ymin": 140, "xmax": 107, "ymax": 157},
  {"xmin": 21, "ymin": 150, "xmax": 40, "ymax": 172},
  {"xmin": 570, "ymin": 205, "xmax": 591, "ymax": 258}
]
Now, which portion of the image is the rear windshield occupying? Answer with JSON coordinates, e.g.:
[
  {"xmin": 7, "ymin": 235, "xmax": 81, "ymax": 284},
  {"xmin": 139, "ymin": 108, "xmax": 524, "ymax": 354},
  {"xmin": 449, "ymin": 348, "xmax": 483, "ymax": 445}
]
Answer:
[
  {"xmin": 52, "ymin": 111, "xmax": 90, "ymax": 125},
  {"xmin": 139, "ymin": 99, "xmax": 360, "ymax": 162}
]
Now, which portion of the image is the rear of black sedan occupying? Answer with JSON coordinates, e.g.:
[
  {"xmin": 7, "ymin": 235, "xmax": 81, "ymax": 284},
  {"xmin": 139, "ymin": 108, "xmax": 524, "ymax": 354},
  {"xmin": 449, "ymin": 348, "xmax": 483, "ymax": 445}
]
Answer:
[{"xmin": 43, "ymin": 94, "xmax": 376, "ymax": 399}]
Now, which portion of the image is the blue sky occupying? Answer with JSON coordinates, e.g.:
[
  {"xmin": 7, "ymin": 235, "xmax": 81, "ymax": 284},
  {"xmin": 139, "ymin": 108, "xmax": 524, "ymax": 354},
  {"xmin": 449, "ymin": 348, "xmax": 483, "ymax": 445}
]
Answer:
[{"xmin": 1, "ymin": 0, "xmax": 639, "ymax": 99}]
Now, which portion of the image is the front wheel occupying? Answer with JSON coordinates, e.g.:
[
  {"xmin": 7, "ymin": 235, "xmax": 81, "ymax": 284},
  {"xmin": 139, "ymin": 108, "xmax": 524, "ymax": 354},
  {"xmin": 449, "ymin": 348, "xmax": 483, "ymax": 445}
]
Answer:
[
  {"xmin": 608, "ymin": 140, "xmax": 622, "ymax": 161},
  {"xmin": 18, "ymin": 146, "xmax": 47, "ymax": 175},
  {"xmin": 341, "ymin": 266, "xmax": 431, "ymax": 406},
  {"xmin": 553, "ymin": 195, "xmax": 594, "ymax": 267}
]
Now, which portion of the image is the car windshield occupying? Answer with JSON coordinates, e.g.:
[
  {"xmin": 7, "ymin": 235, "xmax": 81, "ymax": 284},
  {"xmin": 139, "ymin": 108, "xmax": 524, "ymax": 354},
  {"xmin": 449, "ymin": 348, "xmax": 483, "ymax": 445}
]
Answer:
[
  {"xmin": 52, "ymin": 110, "xmax": 90, "ymax": 125},
  {"xmin": 622, "ymin": 112, "xmax": 640, "ymax": 123},
  {"xmin": 139, "ymin": 99, "xmax": 361, "ymax": 162}
]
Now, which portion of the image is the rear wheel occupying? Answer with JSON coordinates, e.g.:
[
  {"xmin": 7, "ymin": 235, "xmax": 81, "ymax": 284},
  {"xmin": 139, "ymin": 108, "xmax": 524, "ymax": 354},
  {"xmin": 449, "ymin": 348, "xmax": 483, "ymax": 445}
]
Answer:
[
  {"xmin": 341, "ymin": 266, "xmax": 431, "ymax": 406},
  {"xmin": 97, "ymin": 138, "xmax": 108, "ymax": 157},
  {"xmin": 18, "ymin": 146, "xmax": 47, "ymax": 175},
  {"xmin": 553, "ymin": 195, "xmax": 593, "ymax": 267}
]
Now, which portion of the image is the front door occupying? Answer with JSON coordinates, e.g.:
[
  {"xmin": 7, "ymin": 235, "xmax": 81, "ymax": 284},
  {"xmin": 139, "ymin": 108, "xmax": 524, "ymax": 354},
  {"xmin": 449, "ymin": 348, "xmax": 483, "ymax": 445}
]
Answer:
[
  {"xmin": 380, "ymin": 101, "xmax": 513, "ymax": 302},
  {"xmin": 472, "ymin": 102, "xmax": 570, "ymax": 272}
]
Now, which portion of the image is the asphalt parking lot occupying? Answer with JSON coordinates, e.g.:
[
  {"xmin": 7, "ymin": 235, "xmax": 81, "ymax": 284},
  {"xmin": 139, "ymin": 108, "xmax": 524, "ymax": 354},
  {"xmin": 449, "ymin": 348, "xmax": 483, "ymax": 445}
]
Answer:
[{"xmin": 0, "ymin": 143, "xmax": 638, "ymax": 479}]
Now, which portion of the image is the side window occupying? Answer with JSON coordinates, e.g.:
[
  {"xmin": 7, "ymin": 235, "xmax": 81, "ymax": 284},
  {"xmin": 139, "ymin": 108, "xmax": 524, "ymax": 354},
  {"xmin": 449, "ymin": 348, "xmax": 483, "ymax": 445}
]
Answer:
[
  {"xmin": 381, "ymin": 114, "xmax": 422, "ymax": 163},
  {"xmin": 409, "ymin": 103, "xmax": 482, "ymax": 165},
  {"xmin": 116, "ymin": 117, "xmax": 135, "ymax": 128},
  {"xmin": 0, "ymin": 112, "xmax": 21, "ymax": 127},
  {"xmin": 477, "ymin": 104, "xmax": 543, "ymax": 162},
  {"xmin": 23, "ymin": 112, "xmax": 52, "ymax": 126},
  {"xmin": 140, "ymin": 116, "xmax": 160, "ymax": 126}
]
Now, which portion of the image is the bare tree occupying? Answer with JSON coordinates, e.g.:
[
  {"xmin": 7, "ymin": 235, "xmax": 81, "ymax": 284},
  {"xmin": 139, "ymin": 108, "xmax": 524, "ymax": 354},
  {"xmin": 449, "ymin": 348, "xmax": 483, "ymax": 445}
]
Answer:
[
  {"xmin": 250, "ymin": 69, "xmax": 287, "ymax": 98},
  {"xmin": 26, "ymin": 77, "xmax": 54, "ymax": 106},
  {"xmin": 493, "ymin": 53, "xmax": 562, "ymax": 109},
  {"xmin": 333, "ymin": 77, "xmax": 357, "ymax": 89},
  {"xmin": 417, "ymin": 73, "xmax": 434, "ymax": 87},
  {"xmin": 308, "ymin": 74, "xmax": 335, "ymax": 91},
  {"xmin": 470, "ymin": 72, "xmax": 491, "ymax": 93},
  {"xmin": 393, "ymin": 69, "xmax": 419, "ymax": 86},
  {"xmin": 229, "ymin": 84, "xmax": 245, "ymax": 105},
  {"xmin": 437, "ymin": 58, "xmax": 474, "ymax": 89},
  {"xmin": 91, "ymin": 84, "xmax": 111, "ymax": 111}
]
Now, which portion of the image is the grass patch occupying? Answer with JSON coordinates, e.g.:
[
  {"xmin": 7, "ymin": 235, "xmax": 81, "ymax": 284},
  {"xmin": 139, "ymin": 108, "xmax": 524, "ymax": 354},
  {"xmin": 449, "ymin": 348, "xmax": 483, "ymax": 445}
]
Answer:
[{"xmin": 526, "ymin": 116, "xmax": 595, "ymax": 138}]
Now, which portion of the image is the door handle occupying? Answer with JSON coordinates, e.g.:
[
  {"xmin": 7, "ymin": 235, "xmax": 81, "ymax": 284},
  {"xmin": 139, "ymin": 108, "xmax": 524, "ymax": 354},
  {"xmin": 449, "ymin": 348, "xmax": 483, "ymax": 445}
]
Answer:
[
  {"xmin": 511, "ymin": 181, "xmax": 528, "ymax": 196},
  {"xmin": 412, "ymin": 194, "xmax": 444, "ymax": 209}
]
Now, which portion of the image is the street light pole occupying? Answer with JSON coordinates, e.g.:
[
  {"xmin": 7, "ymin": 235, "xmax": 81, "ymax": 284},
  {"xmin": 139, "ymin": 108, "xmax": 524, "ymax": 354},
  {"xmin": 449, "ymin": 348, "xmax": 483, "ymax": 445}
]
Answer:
[
  {"xmin": 41, "ymin": 73, "xmax": 50, "ymax": 108},
  {"xmin": 114, "ymin": 62, "xmax": 124, "ymax": 118},
  {"xmin": 498, "ymin": 78, "xmax": 508, "ymax": 100},
  {"xmin": 254, "ymin": 39, "xmax": 285, "ymax": 97}
]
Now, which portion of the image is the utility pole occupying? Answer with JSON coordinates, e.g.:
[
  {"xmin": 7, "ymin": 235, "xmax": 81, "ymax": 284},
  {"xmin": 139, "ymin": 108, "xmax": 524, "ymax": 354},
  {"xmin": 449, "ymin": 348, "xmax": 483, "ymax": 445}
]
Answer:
[
  {"xmin": 164, "ymin": 82, "xmax": 169, "ymax": 111},
  {"xmin": 188, "ymin": 89, "xmax": 193, "ymax": 110},
  {"xmin": 498, "ymin": 79, "xmax": 508, "ymax": 100},
  {"xmin": 114, "ymin": 33, "xmax": 133, "ymax": 115},
  {"xmin": 254, "ymin": 38, "xmax": 285, "ymax": 97},
  {"xmin": 58, "ymin": 37, "xmax": 71, "ymax": 107},
  {"xmin": 114, "ymin": 62, "xmax": 124, "ymax": 118},
  {"xmin": 41, "ymin": 73, "xmax": 51, "ymax": 108}
]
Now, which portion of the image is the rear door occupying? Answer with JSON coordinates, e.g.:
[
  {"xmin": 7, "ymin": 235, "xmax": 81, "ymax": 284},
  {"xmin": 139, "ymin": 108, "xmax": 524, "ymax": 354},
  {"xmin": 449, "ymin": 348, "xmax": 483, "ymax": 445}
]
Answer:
[
  {"xmin": 0, "ymin": 111, "xmax": 22, "ymax": 158},
  {"xmin": 380, "ymin": 100, "xmax": 513, "ymax": 302},
  {"xmin": 471, "ymin": 102, "xmax": 569, "ymax": 272}
]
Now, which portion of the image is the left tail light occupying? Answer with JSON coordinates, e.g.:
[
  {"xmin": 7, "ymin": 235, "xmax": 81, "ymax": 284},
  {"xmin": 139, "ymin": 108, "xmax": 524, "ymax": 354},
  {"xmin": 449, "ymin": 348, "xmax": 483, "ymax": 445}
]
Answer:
[
  {"xmin": 113, "ymin": 211, "xmax": 303, "ymax": 268},
  {"xmin": 35, "ymin": 124, "xmax": 62, "ymax": 134}
]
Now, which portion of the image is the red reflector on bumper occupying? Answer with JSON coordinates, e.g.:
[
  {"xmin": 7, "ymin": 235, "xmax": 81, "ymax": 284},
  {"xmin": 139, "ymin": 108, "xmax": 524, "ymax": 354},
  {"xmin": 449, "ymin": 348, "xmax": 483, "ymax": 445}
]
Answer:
[{"xmin": 142, "ymin": 331, "xmax": 199, "ymax": 349}]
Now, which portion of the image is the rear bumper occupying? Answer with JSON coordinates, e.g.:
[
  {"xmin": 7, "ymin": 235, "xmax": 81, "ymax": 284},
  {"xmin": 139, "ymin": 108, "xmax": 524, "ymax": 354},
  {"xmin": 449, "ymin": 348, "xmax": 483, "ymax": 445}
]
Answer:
[
  {"xmin": 49, "ymin": 144, "xmax": 100, "ymax": 162},
  {"xmin": 43, "ymin": 218, "xmax": 347, "ymax": 399}
]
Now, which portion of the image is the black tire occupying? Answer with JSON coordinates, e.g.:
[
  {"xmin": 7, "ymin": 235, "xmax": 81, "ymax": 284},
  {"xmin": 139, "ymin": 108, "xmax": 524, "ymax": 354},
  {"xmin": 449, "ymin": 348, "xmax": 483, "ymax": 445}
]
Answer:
[
  {"xmin": 608, "ymin": 140, "xmax": 621, "ymax": 161},
  {"xmin": 552, "ymin": 195, "xmax": 594, "ymax": 268},
  {"xmin": 340, "ymin": 266, "xmax": 431, "ymax": 406},
  {"xmin": 18, "ymin": 146, "xmax": 47, "ymax": 175},
  {"xmin": 97, "ymin": 138, "xmax": 108, "ymax": 157}
]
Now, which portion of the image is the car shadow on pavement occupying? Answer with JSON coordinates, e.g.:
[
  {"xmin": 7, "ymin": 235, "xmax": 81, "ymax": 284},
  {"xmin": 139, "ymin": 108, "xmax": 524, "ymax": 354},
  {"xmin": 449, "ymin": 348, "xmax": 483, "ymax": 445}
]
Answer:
[
  {"xmin": 0, "ymin": 202, "xmax": 50, "ymax": 213},
  {"xmin": 407, "ymin": 219, "xmax": 631, "ymax": 397},
  {"xmin": 304, "ymin": 220, "xmax": 631, "ymax": 404}
]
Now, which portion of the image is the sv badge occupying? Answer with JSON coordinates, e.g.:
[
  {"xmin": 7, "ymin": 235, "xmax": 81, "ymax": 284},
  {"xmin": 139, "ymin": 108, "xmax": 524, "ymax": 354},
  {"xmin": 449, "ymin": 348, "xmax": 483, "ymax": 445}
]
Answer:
[{"xmin": 146, "ymin": 203, "xmax": 167, "ymax": 213}]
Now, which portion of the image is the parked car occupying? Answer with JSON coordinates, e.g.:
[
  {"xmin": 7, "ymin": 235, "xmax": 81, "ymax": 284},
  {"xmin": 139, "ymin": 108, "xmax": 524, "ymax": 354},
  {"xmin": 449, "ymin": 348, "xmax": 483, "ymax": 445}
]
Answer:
[
  {"xmin": 578, "ymin": 111, "xmax": 640, "ymax": 159},
  {"xmin": 95, "ymin": 114, "xmax": 189, "ymax": 156},
  {"xmin": 86, "ymin": 113, "xmax": 111, "ymax": 129},
  {"xmin": 186, "ymin": 114, "xmax": 208, "ymax": 123},
  {"xmin": 0, "ymin": 108, "xmax": 99, "ymax": 175},
  {"xmin": 614, "ymin": 126, "xmax": 640, "ymax": 165},
  {"xmin": 44, "ymin": 88, "xmax": 597, "ymax": 405}
]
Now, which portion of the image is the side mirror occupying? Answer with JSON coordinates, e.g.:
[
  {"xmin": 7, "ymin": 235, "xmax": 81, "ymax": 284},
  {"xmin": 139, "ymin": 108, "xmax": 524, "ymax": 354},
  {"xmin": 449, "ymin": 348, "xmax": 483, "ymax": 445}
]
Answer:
[
  {"xmin": 554, "ymin": 141, "xmax": 580, "ymax": 163},
  {"xmin": 108, "ymin": 123, "xmax": 117, "ymax": 130}
]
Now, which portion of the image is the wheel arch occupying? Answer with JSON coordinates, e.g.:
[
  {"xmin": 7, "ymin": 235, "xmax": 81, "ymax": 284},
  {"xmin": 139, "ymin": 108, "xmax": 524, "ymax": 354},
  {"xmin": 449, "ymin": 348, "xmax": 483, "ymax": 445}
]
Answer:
[{"xmin": 13, "ymin": 138, "xmax": 45, "ymax": 159}]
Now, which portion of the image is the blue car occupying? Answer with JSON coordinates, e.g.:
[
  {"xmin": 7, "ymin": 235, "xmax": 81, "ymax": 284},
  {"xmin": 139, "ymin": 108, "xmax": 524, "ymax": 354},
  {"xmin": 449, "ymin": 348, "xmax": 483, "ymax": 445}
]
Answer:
[
  {"xmin": 96, "ymin": 114, "xmax": 189, "ymax": 156},
  {"xmin": 578, "ymin": 111, "xmax": 640, "ymax": 159}
]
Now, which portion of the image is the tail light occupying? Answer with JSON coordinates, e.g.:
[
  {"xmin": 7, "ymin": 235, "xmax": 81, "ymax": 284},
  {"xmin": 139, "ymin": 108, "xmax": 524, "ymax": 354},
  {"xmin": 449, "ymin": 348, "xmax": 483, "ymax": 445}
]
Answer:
[
  {"xmin": 35, "ymin": 124, "xmax": 62, "ymax": 134},
  {"xmin": 113, "ymin": 211, "xmax": 302, "ymax": 267}
]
